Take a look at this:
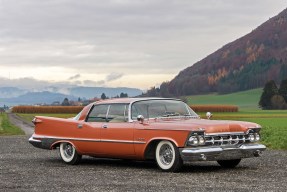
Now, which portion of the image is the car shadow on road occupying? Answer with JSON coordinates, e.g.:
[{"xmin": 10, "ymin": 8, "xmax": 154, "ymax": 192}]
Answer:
[{"xmin": 45, "ymin": 156, "xmax": 250, "ymax": 173}]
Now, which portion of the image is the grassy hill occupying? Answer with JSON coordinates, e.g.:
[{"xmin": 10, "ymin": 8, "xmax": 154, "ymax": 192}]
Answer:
[{"xmin": 186, "ymin": 88, "xmax": 263, "ymax": 110}]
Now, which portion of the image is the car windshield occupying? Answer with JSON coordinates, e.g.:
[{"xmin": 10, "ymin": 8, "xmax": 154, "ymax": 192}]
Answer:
[{"xmin": 131, "ymin": 99, "xmax": 198, "ymax": 119}]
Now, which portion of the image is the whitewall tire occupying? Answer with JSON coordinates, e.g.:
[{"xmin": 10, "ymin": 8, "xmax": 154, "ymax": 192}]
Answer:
[
  {"xmin": 59, "ymin": 142, "xmax": 82, "ymax": 165},
  {"xmin": 155, "ymin": 140, "xmax": 183, "ymax": 172}
]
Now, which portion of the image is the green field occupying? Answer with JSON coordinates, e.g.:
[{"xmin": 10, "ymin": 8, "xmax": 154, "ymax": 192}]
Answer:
[
  {"xmin": 187, "ymin": 88, "xmax": 263, "ymax": 110},
  {"xmin": 0, "ymin": 113, "xmax": 25, "ymax": 135}
]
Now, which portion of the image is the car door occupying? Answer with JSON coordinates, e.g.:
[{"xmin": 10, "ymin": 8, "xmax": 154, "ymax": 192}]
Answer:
[
  {"xmin": 98, "ymin": 104, "xmax": 135, "ymax": 157},
  {"xmin": 76, "ymin": 104, "xmax": 109, "ymax": 154}
]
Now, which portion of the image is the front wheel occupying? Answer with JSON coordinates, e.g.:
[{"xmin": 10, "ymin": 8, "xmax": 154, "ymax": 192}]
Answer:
[
  {"xmin": 217, "ymin": 159, "xmax": 241, "ymax": 168},
  {"xmin": 155, "ymin": 140, "xmax": 183, "ymax": 172},
  {"xmin": 59, "ymin": 142, "xmax": 82, "ymax": 165}
]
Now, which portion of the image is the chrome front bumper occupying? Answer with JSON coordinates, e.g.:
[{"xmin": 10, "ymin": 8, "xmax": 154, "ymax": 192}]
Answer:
[{"xmin": 179, "ymin": 144, "xmax": 266, "ymax": 161}]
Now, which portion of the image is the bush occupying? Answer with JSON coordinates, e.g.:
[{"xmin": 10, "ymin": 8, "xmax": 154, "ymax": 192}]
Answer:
[
  {"xmin": 12, "ymin": 106, "xmax": 84, "ymax": 114},
  {"xmin": 190, "ymin": 105, "xmax": 238, "ymax": 112}
]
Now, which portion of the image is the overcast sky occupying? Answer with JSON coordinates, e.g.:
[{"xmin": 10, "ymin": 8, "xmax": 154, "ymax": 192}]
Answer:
[{"xmin": 0, "ymin": 0, "xmax": 286, "ymax": 90}]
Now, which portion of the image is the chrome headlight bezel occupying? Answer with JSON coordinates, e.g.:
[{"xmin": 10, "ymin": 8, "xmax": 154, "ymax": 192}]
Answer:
[
  {"xmin": 186, "ymin": 131, "xmax": 206, "ymax": 147},
  {"xmin": 247, "ymin": 128, "xmax": 261, "ymax": 143}
]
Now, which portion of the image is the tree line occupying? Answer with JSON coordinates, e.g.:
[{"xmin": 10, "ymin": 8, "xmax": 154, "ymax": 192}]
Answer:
[
  {"xmin": 61, "ymin": 92, "xmax": 129, "ymax": 106},
  {"xmin": 259, "ymin": 79, "xmax": 287, "ymax": 109}
]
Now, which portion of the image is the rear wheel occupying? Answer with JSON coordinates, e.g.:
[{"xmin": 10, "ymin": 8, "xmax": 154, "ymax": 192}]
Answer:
[
  {"xmin": 59, "ymin": 142, "xmax": 82, "ymax": 165},
  {"xmin": 155, "ymin": 140, "xmax": 183, "ymax": 172},
  {"xmin": 217, "ymin": 159, "xmax": 241, "ymax": 168}
]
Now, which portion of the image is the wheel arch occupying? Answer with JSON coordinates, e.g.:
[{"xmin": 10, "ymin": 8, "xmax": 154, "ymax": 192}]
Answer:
[
  {"xmin": 51, "ymin": 140, "xmax": 78, "ymax": 151},
  {"xmin": 144, "ymin": 138, "xmax": 179, "ymax": 160}
]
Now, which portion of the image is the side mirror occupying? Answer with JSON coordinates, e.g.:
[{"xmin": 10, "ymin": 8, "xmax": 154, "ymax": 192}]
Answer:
[
  {"xmin": 137, "ymin": 115, "xmax": 145, "ymax": 124},
  {"xmin": 206, "ymin": 112, "xmax": 213, "ymax": 120}
]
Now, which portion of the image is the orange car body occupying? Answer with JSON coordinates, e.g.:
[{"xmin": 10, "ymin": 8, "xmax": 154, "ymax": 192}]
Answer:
[{"xmin": 29, "ymin": 98, "xmax": 266, "ymax": 171}]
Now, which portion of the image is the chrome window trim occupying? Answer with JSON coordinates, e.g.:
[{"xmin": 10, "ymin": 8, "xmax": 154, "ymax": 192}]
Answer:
[{"xmin": 129, "ymin": 98, "xmax": 198, "ymax": 121}]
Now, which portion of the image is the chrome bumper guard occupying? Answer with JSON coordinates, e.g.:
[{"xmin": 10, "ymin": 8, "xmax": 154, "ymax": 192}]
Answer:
[
  {"xmin": 29, "ymin": 137, "xmax": 43, "ymax": 149},
  {"xmin": 179, "ymin": 144, "xmax": 266, "ymax": 161}
]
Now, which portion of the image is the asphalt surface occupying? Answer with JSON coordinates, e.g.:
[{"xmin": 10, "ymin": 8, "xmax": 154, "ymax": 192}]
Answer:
[{"xmin": 1, "ymin": 114, "xmax": 287, "ymax": 191}]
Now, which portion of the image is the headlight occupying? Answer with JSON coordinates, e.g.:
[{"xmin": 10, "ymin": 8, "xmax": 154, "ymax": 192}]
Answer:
[
  {"xmin": 188, "ymin": 136, "xmax": 198, "ymax": 146},
  {"xmin": 255, "ymin": 133, "xmax": 260, "ymax": 141},
  {"xmin": 249, "ymin": 134, "xmax": 255, "ymax": 142},
  {"xmin": 198, "ymin": 136, "xmax": 205, "ymax": 145},
  {"xmin": 187, "ymin": 135, "xmax": 206, "ymax": 146}
]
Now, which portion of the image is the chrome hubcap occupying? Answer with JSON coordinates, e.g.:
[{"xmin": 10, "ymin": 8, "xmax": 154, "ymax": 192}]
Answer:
[
  {"xmin": 63, "ymin": 143, "xmax": 74, "ymax": 158},
  {"xmin": 159, "ymin": 144, "xmax": 173, "ymax": 165}
]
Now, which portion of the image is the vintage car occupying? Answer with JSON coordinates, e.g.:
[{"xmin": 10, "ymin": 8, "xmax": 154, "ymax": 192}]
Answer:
[{"xmin": 29, "ymin": 98, "xmax": 266, "ymax": 172}]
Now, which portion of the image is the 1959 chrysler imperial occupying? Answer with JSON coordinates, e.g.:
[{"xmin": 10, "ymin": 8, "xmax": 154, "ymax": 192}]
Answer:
[{"xmin": 29, "ymin": 98, "xmax": 266, "ymax": 172}]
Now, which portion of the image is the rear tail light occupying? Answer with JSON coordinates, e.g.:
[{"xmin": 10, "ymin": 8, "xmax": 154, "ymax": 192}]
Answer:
[{"xmin": 32, "ymin": 118, "xmax": 42, "ymax": 125}]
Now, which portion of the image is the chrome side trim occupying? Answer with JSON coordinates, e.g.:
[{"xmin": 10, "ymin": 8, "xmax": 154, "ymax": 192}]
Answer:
[{"xmin": 31, "ymin": 135, "xmax": 146, "ymax": 144}]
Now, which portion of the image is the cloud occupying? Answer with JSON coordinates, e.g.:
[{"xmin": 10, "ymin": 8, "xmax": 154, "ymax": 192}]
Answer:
[
  {"xmin": 83, "ymin": 80, "xmax": 105, "ymax": 86},
  {"xmin": 0, "ymin": 0, "xmax": 286, "ymax": 88},
  {"xmin": 106, "ymin": 72, "xmax": 124, "ymax": 82},
  {"xmin": 68, "ymin": 74, "xmax": 81, "ymax": 80},
  {"xmin": 0, "ymin": 77, "xmax": 108, "ymax": 93}
]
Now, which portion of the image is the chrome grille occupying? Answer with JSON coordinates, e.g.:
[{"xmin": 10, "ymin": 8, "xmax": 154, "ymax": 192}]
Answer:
[{"xmin": 204, "ymin": 134, "xmax": 250, "ymax": 146}]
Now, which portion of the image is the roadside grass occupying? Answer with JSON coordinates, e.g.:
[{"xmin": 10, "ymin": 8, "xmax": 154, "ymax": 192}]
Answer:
[
  {"xmin": 240, "ymin": 118, "xmax": 287, "ymax": 150},
  {"xmin": 198, "ymin": 111, "xmax": 287, "ymax": 150},
  {"xmin": 0, "ymin": 113, "xmax": 25, "ymax": 135}
]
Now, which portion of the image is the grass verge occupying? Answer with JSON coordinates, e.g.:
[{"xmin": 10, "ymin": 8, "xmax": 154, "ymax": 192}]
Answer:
[{"xmin": 0, "ymin": 113, "xmax": 25, "ymax": 135}]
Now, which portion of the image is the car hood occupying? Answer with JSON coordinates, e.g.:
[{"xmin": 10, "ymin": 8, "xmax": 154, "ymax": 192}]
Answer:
[{"xmin": 144, "ymin": 118, "xmax": 260, "ymax": 133}]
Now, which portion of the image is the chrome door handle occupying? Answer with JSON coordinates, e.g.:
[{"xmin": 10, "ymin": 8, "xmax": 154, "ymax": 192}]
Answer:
[
  {"xmin": 78, "ymin": 124, "xmax": 83, "ymax": 129},
  {"xmin": 102, "ymin": 124, "xmax": 108, "ymax": 128}
]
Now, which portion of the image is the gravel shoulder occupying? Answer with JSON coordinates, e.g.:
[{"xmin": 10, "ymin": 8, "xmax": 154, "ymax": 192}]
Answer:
[{"xmin": 0, "ymin": 136, "xmax": 287, "ymax": 192}]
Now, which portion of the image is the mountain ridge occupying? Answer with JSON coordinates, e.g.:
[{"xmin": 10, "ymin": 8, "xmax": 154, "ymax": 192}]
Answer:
[
  {"xmin": 0, "ymin": 86, "xmax": 142, "ymax": 106},
  {"xmin": 146, "ymin": 8, "xmax": 287, "ymax": 97}
]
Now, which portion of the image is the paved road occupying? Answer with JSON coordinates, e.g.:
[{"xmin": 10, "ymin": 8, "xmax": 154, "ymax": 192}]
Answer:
[
  {"xmin": 7, "ymin": 113, "xmax": 34, "ymax": 135},
  {"xmin": 1, "ymin": 114, "xmax": 287, "ymax": 191},
  {"xmin": 0, "ymin": 136, "xmax": 287, "ymax": 192}
]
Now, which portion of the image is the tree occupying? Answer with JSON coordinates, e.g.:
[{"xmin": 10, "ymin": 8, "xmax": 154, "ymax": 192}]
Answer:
[
  {"xmin": 278, "ymin": 79, "xmax": 287, "ymax": 103},
  {"xmin": 101, "ymin": 93, "xmax": 107, "ymax": 100},
  {"xmin": 271, "ymin": 95, "xmax": 287, "ymax": 109},
  {"xmin": 61, "ymin": 98, "xmax": 70, "ymax": 106},
  {"xmin": 120, "ymin": 93, "xmax": 128, "ymax": 98},
  {"xmin": 259, "ymin": 80, "xmax": 278, "ymax": 109}
]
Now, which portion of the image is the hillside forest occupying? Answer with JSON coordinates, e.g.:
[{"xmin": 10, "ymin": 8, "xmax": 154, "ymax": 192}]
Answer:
[{"xmin": 143, "ymin": 8, "xmax": 287, "ymax": 97}]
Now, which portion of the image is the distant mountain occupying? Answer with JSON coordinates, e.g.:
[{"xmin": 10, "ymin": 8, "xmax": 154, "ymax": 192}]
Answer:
[
  {"xmin": 69, "ymin": 86, "xmax": 142, "ymax": 99},
  {"xmin": 0, "ymin": 86, "xmax": 142, "ymax": 106},
  {"xmin": 145, "ymin": 8, "xmax": 287, "ymax": 96},
  {"xmin": 0, "ymin": 91, "xmax": 77, "ymax": 106},
  {"xmin": 0, "ymin": 87, "xmax": 27, "ymax": 98}
]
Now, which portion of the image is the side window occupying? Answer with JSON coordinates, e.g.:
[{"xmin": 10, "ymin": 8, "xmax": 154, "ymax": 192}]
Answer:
[
  {"xmin": 107, "ymin": 104, "xmax": 128, "ymax": 123},
  {"xmin": 86, "ymin": 105, "xmax": 109, "ymax": 122}
]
